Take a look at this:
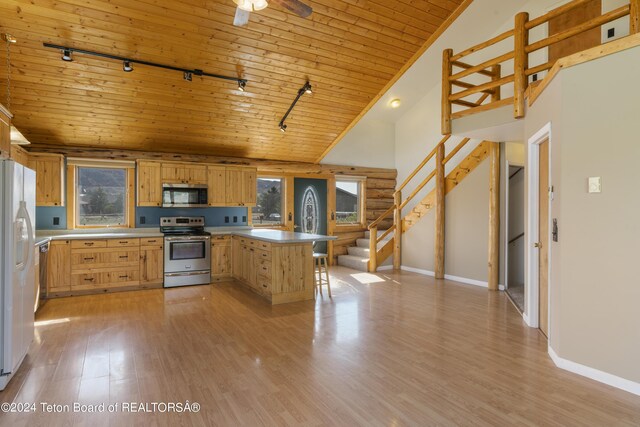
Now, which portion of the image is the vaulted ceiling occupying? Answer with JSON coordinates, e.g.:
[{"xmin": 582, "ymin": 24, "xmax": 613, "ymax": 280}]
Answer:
[{"xmin": 0, "ymin": 0, "xmax": 465, "ymax": 163}]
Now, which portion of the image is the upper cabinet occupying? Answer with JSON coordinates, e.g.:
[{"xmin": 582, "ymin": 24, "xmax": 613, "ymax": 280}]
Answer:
[
  {"xmin": 161, "ymin": 163, "xmax": 207, "ymax": 184},
  {"xmin": 242, "ymin": 168, "xmax": 257, "ymax": 207},
  {"xmin": 0, "ymin": 103, "xmax": 11, "ymax": 159},
  {"xmin": 28, "ymin": 153, "xmax": 65, "ymax": 206},
  {"xmin": 207, "ymin": 166, "xmax": 226, "ymax": 207},
  {"xmin": 137, "ymin": 161, "xmax": 162, "ymax": 207},
  {"xmin": 225, "ymin": 167, "xmax": 256, "ymax": 207}
]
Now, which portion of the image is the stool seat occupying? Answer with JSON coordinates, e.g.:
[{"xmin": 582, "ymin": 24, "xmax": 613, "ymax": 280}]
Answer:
[{"xmin": 313, "ymin": 253, "xmax": 331, "ymax": 298}]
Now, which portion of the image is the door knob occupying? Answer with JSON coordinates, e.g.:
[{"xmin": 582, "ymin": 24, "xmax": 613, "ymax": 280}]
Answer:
[{"xmin": 534, "ymin": 242, "xmax": 542, "ymax": 248}]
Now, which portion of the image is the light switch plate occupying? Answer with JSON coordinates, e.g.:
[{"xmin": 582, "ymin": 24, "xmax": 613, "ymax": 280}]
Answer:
[{"xmin": 588, "ymin": 177, "xmax": 601, "ymax": 193}]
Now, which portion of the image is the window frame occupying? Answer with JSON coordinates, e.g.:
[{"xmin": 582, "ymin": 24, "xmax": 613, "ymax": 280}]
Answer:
[
  {"xmin": 335, "ymin": 176, "xmax": 366, "ymax": 229},
  {"xmin": 66, "ymin": 160, "xmax": 135, "ymax": 230},
  {"xmin": 253, "ymin": 175, "xmax": 287, "ymax": 229}
]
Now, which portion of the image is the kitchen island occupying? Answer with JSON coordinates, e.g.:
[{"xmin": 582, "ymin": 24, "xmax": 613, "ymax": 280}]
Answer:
[{"xmin": 36, "ymin": 228, "xmax": 335, "ymax": 304}]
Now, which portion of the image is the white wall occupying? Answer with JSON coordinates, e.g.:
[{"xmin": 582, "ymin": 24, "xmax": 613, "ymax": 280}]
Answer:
[{"xmin": 321, "ymin": 119, "xmax": 395, "ymax": 169}]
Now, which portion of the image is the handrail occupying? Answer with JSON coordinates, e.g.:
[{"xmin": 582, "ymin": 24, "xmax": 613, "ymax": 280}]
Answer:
[
  {"xmin": 376, "ymin": 227, "xmax": 393, "ymax": 244},
  {"xmin": 443, "ymin": 138, "xmax": 471, "ymax": 165},
  {"xmin": 368, "ymin": 205, "xmax": 395, "ymax": 230},
  {"xmin": 400, "ymin": 170, "xmax": 436, "ymax": 210},
  {"xmin": 397, "ymin": 135, "xmax": 449, "ymax": 192},
  {"xmin": 451, "ymin": 29, "xmax": 514, "ymax": 61},
  {"xmin": 509, "ymin": 232, "xmax": 525, "ymax": 245},
  {"xmin": 525, "ymin": 0, "xmax": 593, "ymax": 29}
]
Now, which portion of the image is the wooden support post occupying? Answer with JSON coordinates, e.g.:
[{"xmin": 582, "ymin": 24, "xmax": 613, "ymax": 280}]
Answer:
[
  {"xmin": 441, "ymin": 48, "xmax": 453, "ymax": 135},
  {"xmin": 631, "ymin": 0, "xmax": 640, "ymax": 34},
  {"xmin": 514, "ymin": 12, "xmax": 529, "ymax": 119},
  {"xmin": 393, "ymin": 191, "xmax": 402, "ymax": 270},
  {"xmin": 491, "ymin": 64, "xmax": 502, "ymax": 102},
  {"xmin": 434, "ymin": 144, "xmax": 445, "ymax": 279},
  {"xmin": 369, "ymin": 225, "xmax": 378, "ymax": 272},
  {"xmin": 488, "ymin": 142, "xmax": 500, "ymax": 291}
]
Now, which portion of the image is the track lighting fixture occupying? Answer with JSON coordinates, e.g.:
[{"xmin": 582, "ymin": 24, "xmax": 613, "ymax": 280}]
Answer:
[
  {"xmin": 278, "ymin": 81, "xmax": 313, "ymax": 133},
  {"xmin": 43, "ymin": 43, "xmax": 248, "ymax": 89},
  {"xmin": 62, "ymin": 48, "xmax": 72, "ymax": 62}
]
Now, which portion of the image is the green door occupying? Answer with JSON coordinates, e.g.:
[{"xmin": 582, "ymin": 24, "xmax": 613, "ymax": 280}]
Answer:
[{"xmin": 294, "ymin": 178, "xmax": 328, "ymax": 254}]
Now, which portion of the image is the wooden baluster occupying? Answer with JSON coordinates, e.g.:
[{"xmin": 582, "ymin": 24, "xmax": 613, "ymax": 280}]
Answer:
[
  {"xmin": 491, "ymin": 64, "xmax": 501, "ymax": 103},
  {"xmin": 631, "ymin": 0, "xmax": 639, "ymax": 34},
  {"xmin": 488, "ymin": 142, "xmax": 500, "ymax": 291},
  {"xmin": 514, "ymin": 12, "xmax": 529, "ymax": 119},
  {"xmin": 441, "ymin": 48, "xmax": 453, "ymax": 135},
  {"xmin": 434, "ymin": 144, "xmax": 445, "ymax": 279},
  {"xmin": 393, "ymin": 192, "xmax": 402, "ymax": 270},
  {"xmin": 369, "ymin": 225, "xmax": 378, "ymax": 272}
]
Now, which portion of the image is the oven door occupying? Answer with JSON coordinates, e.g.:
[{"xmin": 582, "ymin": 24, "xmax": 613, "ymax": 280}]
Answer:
[
  {"xmin": 162, "ymin": 184, "xmax": 208, "ymax": 208},
  {"xmin": 164, "ymin": 236, "xmax": 211, "ymax": 273}
]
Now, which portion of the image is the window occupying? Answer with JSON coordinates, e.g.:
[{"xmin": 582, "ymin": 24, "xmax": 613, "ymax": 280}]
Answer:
[
  {"xmin": 254, "ymin": 177, "xmax": 285, "ymax": 226},
  {"xmin": 74, "ymin": 165, "xmax": 131, "ymax": 228},
  {"xmin": 336, "ymin": 178, "xmax": 364, "ymax": 225}
]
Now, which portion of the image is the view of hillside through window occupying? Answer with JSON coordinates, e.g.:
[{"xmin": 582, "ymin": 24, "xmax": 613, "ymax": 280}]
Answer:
[
  {"xmin": 254, "ymin": 178, "xmax": 284, "ymax": 226},
  {"xmin": 76, "ymin": 167, "xmax": 127, "ymax": 226}
]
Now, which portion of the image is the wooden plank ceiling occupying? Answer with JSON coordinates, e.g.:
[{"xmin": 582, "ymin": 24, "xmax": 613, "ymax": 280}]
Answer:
[{"xmin": 0, "ymin": 0, "xmax": 464, "ymax": 163}]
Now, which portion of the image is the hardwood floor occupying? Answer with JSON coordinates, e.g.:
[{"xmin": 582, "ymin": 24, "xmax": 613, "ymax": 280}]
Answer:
[{"xmin": 1, "ymin": 267, "xmax": 639, "ymax": 426}]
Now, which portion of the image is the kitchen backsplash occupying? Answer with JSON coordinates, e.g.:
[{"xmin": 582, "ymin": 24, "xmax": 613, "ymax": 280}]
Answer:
[{"xmin": 36, "ymin": 206, "xmax": 249, "ymax": 230}]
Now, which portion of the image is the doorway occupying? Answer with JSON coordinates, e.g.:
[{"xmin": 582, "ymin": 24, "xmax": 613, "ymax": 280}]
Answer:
[
  {"xmin": 293, "ymin": 178, "xmax": 328, "ymax": 254},
  {"xmin": 506, "ymin": 164, "xmax": 525, "ymax": 313},
  {"xmin": 526, "ymin": 124, "xmax": 551, "ymax": 338}
]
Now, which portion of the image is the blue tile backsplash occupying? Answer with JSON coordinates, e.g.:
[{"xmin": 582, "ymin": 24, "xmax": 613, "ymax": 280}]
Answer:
[
  {"xmin": 36, "ymin": 207, "xmax": 68, "ymax": 230},
  {"xmin": 135, "ymin": 207, "xmax": 249, "ymax": 228}
]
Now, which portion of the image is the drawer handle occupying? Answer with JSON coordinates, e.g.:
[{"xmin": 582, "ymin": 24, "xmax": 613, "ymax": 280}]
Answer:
[
  {"xmin": 119, "ymin": 256, "xmax": 128, "ymax": 259},
  {"xmin": 262, "ymin": 284, "xmax": 267, "ymax": 288},
  {"xmin": 119, "ymin": 241, "xmax": 128, "ymax": 244},
  {"xmin": 147, "ymin": 240, "xmax": 157, "ymax": 243},
  {"xmin": 249, "ymin": 248, "xmax": 254, "ymax": 252},
  {"xmin": 119, "ymin": 275, "xmax": 129, "ymax": 279},
  {"xmin": 84, "ymin": 278, "xmax": 95, "ymax": 282},
  {"xmin": 84, "ymin": 242, "xmax": 94, "ymax": 246},
  {"xmin": 262, "ymin": 267, "xmax": 267, "ymax": 271},
  {"xmin": 83, "ymin": 257, "xmax": 94, "ymax": 261}
]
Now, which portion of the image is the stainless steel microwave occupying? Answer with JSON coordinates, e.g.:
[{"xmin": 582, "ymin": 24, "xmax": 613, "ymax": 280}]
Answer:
[{"xmin": 162, "ymin": 184, "xmax": 208, "ymax": 208}]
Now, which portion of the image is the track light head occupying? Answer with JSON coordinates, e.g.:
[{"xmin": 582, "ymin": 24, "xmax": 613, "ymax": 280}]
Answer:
[
  {"xmin": 62, "ymin": 48, "xmax": 72, "ymax": 62},
  {"xmin": 238, "ymin": 80, "xmax": 246, "ymax": 92},
  {"xmin": 183, "ymin": 71, "xmax": 192, "ymax": 82},
  {"xmin": 279, "ymin": 123, "xmax": 287, "ymax": 133},
  {"xmin": 304, "ymin": 82, "xmax": 312, "ymax": 94},
  {"xmin": 123, "ymin": 61, "xmax": 133, "ymax": 72}
]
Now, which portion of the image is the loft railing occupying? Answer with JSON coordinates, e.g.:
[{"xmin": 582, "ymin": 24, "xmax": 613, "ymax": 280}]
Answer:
[
  {"xmin": 367, "ymin": 135, "xmax": 473, "ymax": 273},
  {"xmin": 442, "ymin": 0, "xmax": 639, "ymax": 134}
]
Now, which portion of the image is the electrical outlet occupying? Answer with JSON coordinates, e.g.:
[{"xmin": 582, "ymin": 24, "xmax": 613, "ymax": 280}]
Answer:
[
  {"xmin": 140, "ymin": 216, "xmax": 146, "ymax": 224},
  {"xmin": 233, "ymin": 216, "xmax": 238, "ymax": 223},
  {"xmin": 225, "ymin": 216, "xmax": 229, "ymax": 223},
  {"xmin": 588, "ymin": 177, "xmax": 602, "ymax": 193},
  {"xmin": 607, "ymin": 27, "xmax": 615, "ymax": 39},
  {"xmin": 532, "ymin": 73, "xmax": 538, "ymax": 82},
  {"xmin": 53, "ymin": 217, "xmax": 60, "ymax": 226},
  {"xmin": 242, "ymin": 216, "xmax": 247, "ymax": 222}
]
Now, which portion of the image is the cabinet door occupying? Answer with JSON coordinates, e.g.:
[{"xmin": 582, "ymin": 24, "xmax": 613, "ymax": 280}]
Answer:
[
  {"xmin": 232, "ymin": 238, "xmax": 242, "ymax": 279},
  {"xmin": 137, "ymin": 161, "xmax": 162, "ymax": 206},
  {"xmin": 211, "ymin": 242, "xmax": 231, "ymax": 278},
  {"xmin": 161, "ymin": 164, "xmax": 185, "ymax": 183},
  {"xmin": 207, "ymin": 166, "xmax": 226, "ymax": 206},
  {"xmin": 29, "ymin": 155, "xmax": 65, "ymax": 206},
  {"xmin": 140, "ymin": 246, "xmax": 164, "ymax": 285},
  {"xmin": 225, "ymin": 168, "xmax": 244, "ymax": 205},
  {"xmin": 48, "ymin": 240, "xmax": 71, "ymax": 292},
  {"xmin": 0, "ymin": 107, "xmax": 10, "ymax": 160},
  {"xmin": 186, "ymin": 165, "xmax": 207, "ymax": 184},
  {"xmin": 241, "ymin": 168, "xmax": 257, "ymax": 207}
]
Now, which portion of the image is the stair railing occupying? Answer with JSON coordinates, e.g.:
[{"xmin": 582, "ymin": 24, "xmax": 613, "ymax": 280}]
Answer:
[
  {"xmin": 367, "ymin": 135, "xmax": 473, "ymax": 272},
  {"xmin": 441, "ymin": 0, "xmax": 639, "ymax": 134}
]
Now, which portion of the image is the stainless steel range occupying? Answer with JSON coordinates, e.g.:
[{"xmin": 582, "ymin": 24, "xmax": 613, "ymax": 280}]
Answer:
[{"xmin": 161, "ymin": 216, "xmax": 211, "ymax": 288}]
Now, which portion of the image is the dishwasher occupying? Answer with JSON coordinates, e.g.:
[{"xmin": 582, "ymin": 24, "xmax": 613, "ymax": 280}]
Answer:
[{"xmin": 35, "ymin": 240, "xmax": 50, "ymax": 312}]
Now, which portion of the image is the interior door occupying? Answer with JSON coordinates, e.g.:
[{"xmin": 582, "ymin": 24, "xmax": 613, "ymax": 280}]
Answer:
[
  {"xmin": 538, "ymin": 140, "xmax": 550, "ymax": 337},
  {"xmin": 294, "ymin": 178, "xmax": 328, "ymax": 254}
]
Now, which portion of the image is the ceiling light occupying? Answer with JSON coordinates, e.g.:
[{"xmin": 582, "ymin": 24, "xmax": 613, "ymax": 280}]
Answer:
[
  {"xmin": 62, "ymin": 48, "xmax": 72, "ymax": 62},
  {"xmin": 123, "ymin": 61, "xmax": 133, "ymax": 72},
  {"xmin": 183, "ymin": 71, "xmax": 192, "ymax": 82},
  {"xmin": 238, "ymin": 80, "xmax": 246, "ymax": 92},
  {"xmin": 234, "ymin": 0, "xmax": 269, "ymax": 12},
  {"xmin": 304, "ymin": 82, "xmax": 312, "ymax": 94},
  {"xmin": 390, "ymin": 99, "xmax": 401, "ymax": 109},
  {"xmin": 279, "ymin": 123, "xmax": 287, "ymax": 133},
  {"xmin": 2, "ymin": 34, "xmax": 17, "ymax": 44}
]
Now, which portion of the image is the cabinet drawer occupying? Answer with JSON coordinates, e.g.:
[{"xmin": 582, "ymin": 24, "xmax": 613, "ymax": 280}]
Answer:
[
  {"xmin": 140, "ymin": 237, "xmax": 163, "ymax": 246},
  {"xmin": 71, "ymin": 272, "xmax": 109, "ymax": 289},
  {"xmin": 257, "ymin": 259, "xmax": 271, "ymax": 277},
  {"xmin": 71, "ymin": 249, "xmax": 140, "ymax": 270},
  {"xmin": 256, "ymin": 276, "xmax": 271, "ymax": 295},
  {"xmin": 256, "ymin": 241, "xmax": 271, "ymax": 251},
  {"xmin": 211, "ymin": 235, "xmax": 230, "ymax": 242},
  {"xmin": 255, "ymin": 249, "xmax": 271, "ymax": 261},
  {"xmin": 108, "ymin": 238, "xmax": 140, "ymax": 248},
  {"xmin": 108, "ymin": 269, "xmax": 140, "ymax": 284},
  {"xmin": 71, "ymin": 240, "xmax": 107, "ymax": 249}
]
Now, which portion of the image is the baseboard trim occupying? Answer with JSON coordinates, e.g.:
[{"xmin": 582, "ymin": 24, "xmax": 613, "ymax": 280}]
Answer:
[
  {"xmin": 548, "ymin": 347, "xmax": 640, "ymax": 396},
  {"xmin": 377, "ymin": 265, "xmax": 394, "ymax": 271},
  {"xmin": 400, "ymin": 266, "xmax": 505, "ymax": 290}
]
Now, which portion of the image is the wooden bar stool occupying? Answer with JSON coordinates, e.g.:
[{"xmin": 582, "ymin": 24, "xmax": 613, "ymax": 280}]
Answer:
[{"xmin": 313, "ymin": 253, "xmax": 331, "ymax": 298}]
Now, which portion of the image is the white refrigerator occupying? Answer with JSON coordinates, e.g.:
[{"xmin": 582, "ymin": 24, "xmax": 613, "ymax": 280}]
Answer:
[{"xmin": 0, "ymin": 160, "xmax": 36, "ymax": 391}]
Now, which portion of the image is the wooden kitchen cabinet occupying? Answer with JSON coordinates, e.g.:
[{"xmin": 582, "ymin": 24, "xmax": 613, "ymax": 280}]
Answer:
[
  {"xmin": 207, "ymin": 166, "xmax": 226, "ymax": 206},
  {"xmin": 70, "ymin": 239, "xmax": 141, "ymax": 291},
  {"xmin": 185, "ymin": 164, "xmax": 207, "ymax": 184},
  {"xmin": 140, "ymin": 238, "xmax": 164, "ymax": 286},
  {"xmin": 28, "ymin": 154, "xmax": 65, "ymax": 206},
  {"xmin": 0, "ymin": 103, "xmax": 11, "ymax": 159},
  {"xmin": 161, "ymin": 163, "xmax": 207, "ymax": 184},
  {"xmin": 225, "ymin": 167, "xmax": 257, "ymax": 206},
  {"xmin": 211, "ymin": 236, "xmax": 232, "ymax": 280},
  {"xmin": 47, "ymin": 240, "xmax": 71, "ymax": 293},
  {"xmin": 137, "ymin": 161, "xmax": 162, "ymax": 206}
]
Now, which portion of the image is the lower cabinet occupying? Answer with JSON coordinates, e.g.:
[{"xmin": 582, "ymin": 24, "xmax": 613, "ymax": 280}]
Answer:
[
  {"xmin": 211, "ymin": 235, "xmax": 232, "ymax": 280},
  {"xmin": 140, "ymin": 238, "xmax": 164, "ymax": 286},
  {"xmin": 48, "ymin": 240, "xmax": 71, "ymax": 293}
]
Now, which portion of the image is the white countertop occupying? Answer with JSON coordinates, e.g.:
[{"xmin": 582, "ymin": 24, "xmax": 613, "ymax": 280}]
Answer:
[{"xmin": 35, "ymin": 226, "xmax": 335, "ymax": 244}]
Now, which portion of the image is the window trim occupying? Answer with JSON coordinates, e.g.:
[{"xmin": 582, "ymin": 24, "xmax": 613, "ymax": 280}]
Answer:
[
  {"xmin": 335, "ymin": 176, "xmax": 366, "ymax": 229},
  {"xmin": 67, "ymin": 163, "xmax": 135, "ymax": 230},
  {"xmin": 253, "ymin": 175, "xmax": 287, "ymax": 229}
]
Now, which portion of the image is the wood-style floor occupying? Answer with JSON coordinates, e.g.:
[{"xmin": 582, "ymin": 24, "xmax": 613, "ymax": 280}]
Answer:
[{"xmin": 1, "ymin": 267, "xmax": 639, "ymax": 426}]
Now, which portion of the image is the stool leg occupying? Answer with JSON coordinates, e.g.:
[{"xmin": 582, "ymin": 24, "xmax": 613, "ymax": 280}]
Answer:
[
  {"xmin": 316, "ymin": 258, "xmax": 322, "ymax": 297},
  {"xmin": 323, "ymin": 256, "xmax": 331, "ymax": 298}
]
